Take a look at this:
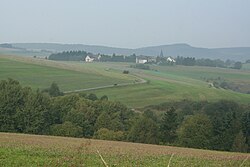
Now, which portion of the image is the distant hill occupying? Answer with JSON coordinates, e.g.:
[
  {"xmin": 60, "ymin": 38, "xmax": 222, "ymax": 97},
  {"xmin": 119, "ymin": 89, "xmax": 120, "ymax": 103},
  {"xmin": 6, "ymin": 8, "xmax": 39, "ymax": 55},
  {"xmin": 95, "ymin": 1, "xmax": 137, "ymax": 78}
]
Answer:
[
  {"xmin": 0, "ymin": 43, "xmax": 13, "ymax": 48},
  {"xmin": 10, "ymin": 43, "xmax": 250, "ymax": 61}
]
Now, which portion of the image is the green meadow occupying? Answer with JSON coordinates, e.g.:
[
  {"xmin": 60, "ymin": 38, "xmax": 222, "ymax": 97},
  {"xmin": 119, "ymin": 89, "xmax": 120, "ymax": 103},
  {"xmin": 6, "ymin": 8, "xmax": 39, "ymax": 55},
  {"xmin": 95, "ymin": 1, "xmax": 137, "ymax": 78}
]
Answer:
[
  {"xmin": 89, "ymin": 64, "xmax": 250, "ymax": 107},
  {"xmin": 0, "ymin": 48, "xmax": 50, "ymax": 57},
  {"xmin": 90, "ymin": 79, "xmax": 250, "ymax": 108},
  {"xmin": 243, "ymin": 63, "xmax": 250, "ymax": 70},
  {"xmin": 1, "ymin": 55, "xmax": 250, "ymax": 108},
  {"xmin": 0, "ymin": 56, "xmax": 135, "ymax": 92}
]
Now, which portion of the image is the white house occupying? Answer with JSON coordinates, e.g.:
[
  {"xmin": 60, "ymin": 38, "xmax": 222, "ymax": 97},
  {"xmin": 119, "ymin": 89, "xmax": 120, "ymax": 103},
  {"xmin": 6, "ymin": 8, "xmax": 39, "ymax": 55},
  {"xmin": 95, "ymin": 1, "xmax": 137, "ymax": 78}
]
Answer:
[
  {"xmin": 85, "ymin": 54, "xmax": 102, "ymax": 62},
  {"xmin": 85, "ymin": 55, "xmax": 95, "ymax": 62},
  {"xmin": 166, "ymin": 57, "xmax": 176, "ymax": 63},
  {"xmin": 136, "ymin": 56, "xmax": 148, "ymax": 64},
  {"xmin": 97, "ymin": 54, "xmax": 102, "ymax": 60}
]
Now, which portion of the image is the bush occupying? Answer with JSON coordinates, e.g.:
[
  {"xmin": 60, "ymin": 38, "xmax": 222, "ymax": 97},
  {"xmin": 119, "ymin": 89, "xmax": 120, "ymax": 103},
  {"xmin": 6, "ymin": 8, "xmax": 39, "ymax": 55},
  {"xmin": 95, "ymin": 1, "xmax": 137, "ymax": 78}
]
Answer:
[
  {"xmin": 233, "ymin": 62, "xmax": 242, "ymax": 69},
  {"xmin": 86, "ymin": 93, "xmax": 98, "ymax": 101},
  {"xmin": 42, "ymin": 82, "xmax": 64, "ymax": 97},
  {"xmin": 123, "ymin": 70, "xmax": 129, "ymax": 74},
  {"xmin": 130, "ymin": 64, "xmax": 150, "ymax": 70},
  {"xmin": 50, "ymin": 121, "xmax": 83, "ymax": 137},
  {"xmin": 94, "ymin": 128, "xmax": 124, "ymax": 141}
]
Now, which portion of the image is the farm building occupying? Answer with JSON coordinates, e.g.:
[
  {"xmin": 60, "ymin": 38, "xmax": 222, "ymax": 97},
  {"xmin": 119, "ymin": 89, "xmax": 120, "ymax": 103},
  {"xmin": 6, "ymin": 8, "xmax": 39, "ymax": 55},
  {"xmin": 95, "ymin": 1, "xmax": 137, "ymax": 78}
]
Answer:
[
  {"xmin": 136, "ymin": 58, "xmax": 147, "ymax": 64},
  {"xmin": 136, "ymin": 55, "xmax": 156, "ymax": 64},
  {"xmin": 166, "ymin": 57, "xmax": 176, "ymax": 63},
  {"xmin": 85, "ymin": 54, "xmax": 101, "ymax": 62},
  {"xmin": 136, "ymin": 56, "xmax": 148, "ymax": 64}
]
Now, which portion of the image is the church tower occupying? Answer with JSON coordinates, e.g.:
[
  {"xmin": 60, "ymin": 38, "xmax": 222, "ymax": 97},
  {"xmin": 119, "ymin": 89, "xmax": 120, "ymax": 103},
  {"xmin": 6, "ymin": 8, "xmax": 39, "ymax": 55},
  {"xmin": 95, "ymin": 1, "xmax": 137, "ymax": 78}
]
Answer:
[{"xmin": 160, "ymin": 50, "xmax": 164, "ymax": 57}]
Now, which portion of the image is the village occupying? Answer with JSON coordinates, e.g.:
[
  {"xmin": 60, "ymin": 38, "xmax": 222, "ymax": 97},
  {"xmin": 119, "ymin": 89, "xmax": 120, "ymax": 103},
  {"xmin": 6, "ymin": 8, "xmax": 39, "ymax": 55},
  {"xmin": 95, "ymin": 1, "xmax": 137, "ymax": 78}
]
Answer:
[{"xmin": 85, "ymin": 51, "xmax": 176, "ymax": 65}]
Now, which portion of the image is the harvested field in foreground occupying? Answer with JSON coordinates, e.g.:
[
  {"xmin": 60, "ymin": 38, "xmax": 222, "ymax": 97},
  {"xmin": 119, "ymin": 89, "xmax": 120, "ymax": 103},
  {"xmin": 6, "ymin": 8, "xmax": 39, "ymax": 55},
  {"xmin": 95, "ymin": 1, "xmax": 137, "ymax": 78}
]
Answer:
[{"xmin": 0, "ymin": 133, "xmax": 249, "ymax": 166}]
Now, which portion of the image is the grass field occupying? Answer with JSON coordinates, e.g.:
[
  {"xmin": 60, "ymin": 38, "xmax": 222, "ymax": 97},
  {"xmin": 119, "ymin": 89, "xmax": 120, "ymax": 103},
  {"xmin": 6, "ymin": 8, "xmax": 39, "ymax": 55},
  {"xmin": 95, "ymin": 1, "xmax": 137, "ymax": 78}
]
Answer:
[
  {"xmin": 0, "ymin": 133, "xmax": 249, "ymax": 167},
  {"xmin": 243, "ymin": 63, "xmax": 250, "ymax": 70},
  {"xmin": 0, "ymin": 48, "xmax": 50, "ymax": 57},
  {"xmin": 0, "ymin": 55, "xmax": 136, "ymax": 92},
  {"xmin": 89, "ymin": 65, "xmax": 250, "ymax": 107},
  {"xmin": 1, "ymin": 54, "xmax": 250, "ymax": 108}
]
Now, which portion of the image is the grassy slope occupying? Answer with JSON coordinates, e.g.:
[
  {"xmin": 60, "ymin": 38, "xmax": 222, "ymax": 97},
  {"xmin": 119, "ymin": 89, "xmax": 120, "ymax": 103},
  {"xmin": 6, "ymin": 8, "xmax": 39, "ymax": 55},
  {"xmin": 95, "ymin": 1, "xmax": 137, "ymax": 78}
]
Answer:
[
  {"xmin": 243, "ymin": 63, "xmax": 250, "ymax": 70},
  {"xmin": 152, "ymin": 65, "xmax": 250, "ymax": 84},
  {"xmin": 0, "ymin": 133, "xmax": 249, "ymax": 167},
  {"xmin": 0, "ymin": 56, "xmax": 135, "ymax": 91},
  {"xmin": 1, "ymin": 55, "xmax": 250, "ymax": 108},
  {"xmin": 0, "ymin": 48, "xmax": 50, "ymax": 57},
  {"xmin": 90, "ymin": 65, "xmax": 250, "ymax": 108}
]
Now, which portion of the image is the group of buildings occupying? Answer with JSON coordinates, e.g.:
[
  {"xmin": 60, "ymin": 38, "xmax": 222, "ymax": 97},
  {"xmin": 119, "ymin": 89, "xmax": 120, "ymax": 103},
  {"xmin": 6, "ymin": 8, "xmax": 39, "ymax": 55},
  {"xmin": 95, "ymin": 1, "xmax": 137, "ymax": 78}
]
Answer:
[{"xmin": 85, "ymin": 51, "xmax": 176, "ymax": 64}]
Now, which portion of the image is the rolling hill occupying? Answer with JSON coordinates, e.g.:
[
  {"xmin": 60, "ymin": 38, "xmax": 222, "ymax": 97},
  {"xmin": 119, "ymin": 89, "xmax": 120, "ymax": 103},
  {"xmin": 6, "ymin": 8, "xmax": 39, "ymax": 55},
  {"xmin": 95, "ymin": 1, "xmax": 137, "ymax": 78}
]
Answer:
[
  {"xmin": 0, "ymin": 55, "xmax": 250, "ymax": 108},
  {"xmin": 8, "ymin": 43, "xmax": 250, "ymax": 61},
  {"xmin": 0, "ymin": 55, "xmax": 136, "ymax": 92}
]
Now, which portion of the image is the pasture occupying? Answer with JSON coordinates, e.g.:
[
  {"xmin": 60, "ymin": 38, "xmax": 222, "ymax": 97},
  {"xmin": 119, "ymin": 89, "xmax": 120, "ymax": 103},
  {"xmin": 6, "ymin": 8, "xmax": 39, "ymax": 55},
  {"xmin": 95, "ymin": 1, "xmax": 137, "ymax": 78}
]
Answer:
[
  {"xmin": 0, "ymin": 48, "xmax": 50, "ymax": 57},
  {"xmin": 0, "ymin": 133, "xmax": 249, "ymax": 167},
  {"xmin": 243, "ymin": 63, "xmax": 250, "ymax": 70},
  {"xmin": 1, "ymin": 54, "xmax": 250, "ymax": 108},
  {"xmin": 90, "ymin": 64, "xmax": 250, "ymax": 107},
  {"xmin": 0, "ymin": 55, "xmax": 136, "ymax": 92}
]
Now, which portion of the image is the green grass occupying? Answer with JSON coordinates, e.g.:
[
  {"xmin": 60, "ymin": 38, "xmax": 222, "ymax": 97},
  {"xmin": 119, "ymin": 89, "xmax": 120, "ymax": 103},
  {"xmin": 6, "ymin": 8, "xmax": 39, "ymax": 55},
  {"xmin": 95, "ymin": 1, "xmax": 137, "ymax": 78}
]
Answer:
[
  {"xmin": 0, "ymin": 57, "xmax": 135, "ymax": 91},
  {"xmin": 0, "ymin": 133, "xmax": 249, "ymax": 167},
  {"xmin": 243, "ymin": 63, "xmax": 250, "ymax": 70},
  {"xmin": 90, "ymin": 79, "xmax": 250, "ymax": 108},
  {"xmin": 1, "ymin": 55, "xmax": 250, "ymax": 108},
  {"xmin": 152, "ymin": 65, "xmax": 250, "ymax": 83},
  {"xmin": 0, "ymin": 48, "xmax": 50, "ymax": 57},
  {"xmin": 90, "ymin": 65, "xmax": 250, "ymax": 107}
]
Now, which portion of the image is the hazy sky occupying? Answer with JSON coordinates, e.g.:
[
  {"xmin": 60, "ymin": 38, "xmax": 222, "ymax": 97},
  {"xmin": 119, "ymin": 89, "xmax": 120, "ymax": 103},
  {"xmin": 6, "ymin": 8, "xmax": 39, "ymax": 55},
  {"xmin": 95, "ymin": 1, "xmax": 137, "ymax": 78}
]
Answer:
[{"xmin": 1, "ymin": 0, "xmax": 250, "ymax": 48}]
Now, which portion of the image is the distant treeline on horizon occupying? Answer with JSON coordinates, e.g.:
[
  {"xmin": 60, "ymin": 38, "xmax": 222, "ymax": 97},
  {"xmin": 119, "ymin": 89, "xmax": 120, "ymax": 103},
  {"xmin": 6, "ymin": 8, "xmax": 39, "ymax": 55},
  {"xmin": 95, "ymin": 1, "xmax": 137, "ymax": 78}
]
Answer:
[{"xmin": 48, "ymin": 50, "xmax": 246, "ymax": 69}]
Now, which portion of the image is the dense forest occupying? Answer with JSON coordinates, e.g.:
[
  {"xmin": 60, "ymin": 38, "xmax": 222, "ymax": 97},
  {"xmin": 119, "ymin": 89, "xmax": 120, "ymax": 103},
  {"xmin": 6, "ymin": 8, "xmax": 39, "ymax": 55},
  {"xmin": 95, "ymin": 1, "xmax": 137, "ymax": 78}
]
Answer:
[
  {"xmin": 99, "ymin": 53, "xmax": 136, "ymax": 62},
  {"xmin": 49, "ymin": 51, "xmax": 89, "ymax": 61},
  {"xmin": 1, "ymin": 79, "xmax": 249, "ymax": 153},
  {"xmin": 175, "ymin": 56, "xmax": 243, "ymax": 69}
]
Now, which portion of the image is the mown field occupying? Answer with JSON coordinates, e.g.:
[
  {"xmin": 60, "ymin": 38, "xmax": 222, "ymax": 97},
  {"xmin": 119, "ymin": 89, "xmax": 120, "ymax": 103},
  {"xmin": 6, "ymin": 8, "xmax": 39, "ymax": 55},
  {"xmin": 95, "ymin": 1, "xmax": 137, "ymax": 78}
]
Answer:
[
  {"xmin": 0, "ymin": 48, "xmax": 50, "ymax": 57},
  {"xmin": 243, "ymin": 63, "xmax": 250, "ymax": 70},
  {"xmin": 1, "ymin": 54, "xmax": 250, "ymax": 108},
  {"xmin": 0, "ymin": 133, "xmax": 249, "ymax": 167},
  {"xmin": 90, "ymin": 64, "xmax": 250, "ymax": 107},
  {"xmin": 0, "ymin": 55, "xmax": 136, "ymax": 92}
]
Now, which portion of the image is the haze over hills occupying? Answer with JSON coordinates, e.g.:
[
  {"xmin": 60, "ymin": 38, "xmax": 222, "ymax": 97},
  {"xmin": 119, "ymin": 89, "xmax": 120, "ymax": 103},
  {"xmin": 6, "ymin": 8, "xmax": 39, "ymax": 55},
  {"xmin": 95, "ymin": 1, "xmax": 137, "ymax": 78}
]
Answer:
[{"xmin": 4, "ymin": 43, "xmax": 250, "ymax": 61}]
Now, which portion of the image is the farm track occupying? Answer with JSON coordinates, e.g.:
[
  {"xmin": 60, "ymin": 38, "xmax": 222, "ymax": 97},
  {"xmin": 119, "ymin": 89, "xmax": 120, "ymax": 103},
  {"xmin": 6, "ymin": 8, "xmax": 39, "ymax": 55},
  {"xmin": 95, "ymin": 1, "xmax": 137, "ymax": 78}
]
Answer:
[
  {"xmin": 133, "ymin": 72, "xmax": 196, "ymax": 86},
  {"xmin": 0, "ymin": 55, "xmax": 146, "ymax": 92},
  {"xmin": 64, "ymin": 74, "xmax": 147, "ymax": 93},
  {"xmin": 0, "ymin": 55, "xmax": 208, "ymax": 87},
  {"xmin": 63, "ymin": 67, "xmax": 198, "ymax": 94}
]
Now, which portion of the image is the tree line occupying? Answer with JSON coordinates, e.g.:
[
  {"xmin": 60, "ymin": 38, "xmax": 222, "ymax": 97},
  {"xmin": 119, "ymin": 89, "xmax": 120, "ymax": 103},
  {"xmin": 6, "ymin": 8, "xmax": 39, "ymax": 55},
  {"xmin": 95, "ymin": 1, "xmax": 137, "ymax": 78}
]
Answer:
[
  {"xmin": 100, "ymin": 53, "xmax": 136, "ymax": 62},
  {"xmin": 48, "ymin": 51, "xmax": 136, "ymax": 62},
  {"xmin": 176, "ymin": 56, "xmax": 243, "ymax": 69},
  {"xmin": 0, "ymin": 79, "xmax": 249, "ymax": 152},
  {"xmin": 49, "ymin": 51, "xmax": 89, "ymax": 61},
  {"xmin": 48, "ymin": 50, "xmax": 244, "ymax": 69}
]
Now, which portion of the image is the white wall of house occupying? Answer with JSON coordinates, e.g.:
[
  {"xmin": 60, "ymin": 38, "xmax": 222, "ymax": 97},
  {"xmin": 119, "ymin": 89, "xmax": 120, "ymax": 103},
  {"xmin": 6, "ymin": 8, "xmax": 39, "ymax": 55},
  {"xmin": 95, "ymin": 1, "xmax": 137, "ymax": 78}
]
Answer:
[
  {"xmin": 136, "ymin": 57, "xmax": 148, "ymax": 64},
  {"xmin": 167, "ymin": 57, "xmax": 176, "ymax": 63},
  {"xmin": 85, "ymin": 55, "xmax": 94, "ymax": 62},
  {"xmin": 139, "ymin": 59, "xmax": 147, "ymax": 64}
]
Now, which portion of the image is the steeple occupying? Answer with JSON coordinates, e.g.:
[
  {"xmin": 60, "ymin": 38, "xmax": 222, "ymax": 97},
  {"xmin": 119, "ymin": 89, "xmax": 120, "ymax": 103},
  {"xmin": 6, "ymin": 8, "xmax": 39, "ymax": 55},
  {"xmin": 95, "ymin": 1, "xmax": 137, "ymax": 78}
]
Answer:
[{"xmin": 160, "ymin": 50, "xmax": 164, "ymax": 57}]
